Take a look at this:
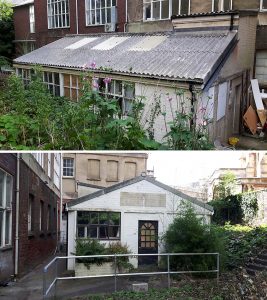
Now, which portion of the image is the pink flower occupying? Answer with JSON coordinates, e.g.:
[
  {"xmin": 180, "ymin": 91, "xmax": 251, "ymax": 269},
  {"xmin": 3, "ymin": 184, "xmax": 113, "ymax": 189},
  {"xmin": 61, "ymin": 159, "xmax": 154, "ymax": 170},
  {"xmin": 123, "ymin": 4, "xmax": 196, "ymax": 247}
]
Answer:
[
  {"xmin": 82, "ymin": 63, "xmax": 88, "ymax": 70},
  {"xmin": 199, "ymin": 107, "xmax": 207, "ymax": 113},
  {"xmin": 92, "ymin": 78, "xmax": 99, "ymax": 89},
  {"xmin": 90, "ymin": 61, "xmax": 97, "ymax": 69},
  {"xmin": 103, "ymin": 77, "xmax": 112, "ymax": 84}
]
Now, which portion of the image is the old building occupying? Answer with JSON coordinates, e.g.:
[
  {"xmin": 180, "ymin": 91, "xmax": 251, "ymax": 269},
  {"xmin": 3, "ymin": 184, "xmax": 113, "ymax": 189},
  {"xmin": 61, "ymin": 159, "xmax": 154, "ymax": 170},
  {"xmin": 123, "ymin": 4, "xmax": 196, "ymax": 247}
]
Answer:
[
  {"xmin": 0, "ymin": 153, "xmax": 61, "ymax": 283},
  {"xmin": 12, "ymin": 0, "xmax": 126, "ymax": 56},
  {"xmin": 66, "ymin": 175, "xmax": 213, "ymax": 270}
]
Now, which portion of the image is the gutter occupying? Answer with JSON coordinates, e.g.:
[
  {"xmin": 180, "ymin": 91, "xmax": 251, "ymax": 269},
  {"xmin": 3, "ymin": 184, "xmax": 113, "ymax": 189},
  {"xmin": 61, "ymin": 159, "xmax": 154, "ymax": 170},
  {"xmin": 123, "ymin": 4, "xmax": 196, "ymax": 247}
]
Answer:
[{"xmin": 14, "ymin": 154, "xmax": 20, "ymax": 276}]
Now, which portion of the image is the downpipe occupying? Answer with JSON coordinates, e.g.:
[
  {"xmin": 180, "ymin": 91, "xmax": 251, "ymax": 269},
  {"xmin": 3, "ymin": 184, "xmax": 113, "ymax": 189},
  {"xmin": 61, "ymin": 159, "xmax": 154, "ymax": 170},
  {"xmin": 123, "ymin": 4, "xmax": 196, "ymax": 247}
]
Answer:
[{"xmin": 14, "ymin": 153, "xmax": 20, "ymax": 277}]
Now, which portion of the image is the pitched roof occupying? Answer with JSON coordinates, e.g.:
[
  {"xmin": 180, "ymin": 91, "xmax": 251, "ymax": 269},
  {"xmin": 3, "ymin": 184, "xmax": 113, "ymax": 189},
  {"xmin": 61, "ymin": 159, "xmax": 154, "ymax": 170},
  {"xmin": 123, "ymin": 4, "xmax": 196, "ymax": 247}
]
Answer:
[
  {"xmin": 14, "ymin": 30, "xmax": 237, "ymax": 85},
  {"xmin": 67, "ymin": 176, "xmax": 214, "ymax": 212},
  {"xmin": 10, "ymin": 0, "xmax": 34, "ymax": 7}
]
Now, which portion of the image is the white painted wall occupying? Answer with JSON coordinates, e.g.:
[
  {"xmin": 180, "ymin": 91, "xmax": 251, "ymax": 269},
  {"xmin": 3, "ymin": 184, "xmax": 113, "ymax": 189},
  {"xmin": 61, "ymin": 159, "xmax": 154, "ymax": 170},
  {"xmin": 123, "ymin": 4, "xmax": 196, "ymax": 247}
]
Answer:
[{"xmin": 67, "ymin": 179, "xmax": 212, "ymax": 270}]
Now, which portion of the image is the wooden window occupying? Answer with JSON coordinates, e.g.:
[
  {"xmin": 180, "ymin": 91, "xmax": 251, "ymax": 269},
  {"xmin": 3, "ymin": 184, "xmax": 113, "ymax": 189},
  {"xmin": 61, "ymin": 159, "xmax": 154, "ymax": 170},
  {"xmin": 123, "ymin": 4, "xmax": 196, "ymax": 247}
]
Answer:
[
  {"xmin": 63, "ymin": 74, "xmax": 82, "ymax": 101},
  {"xmin": 88, "ymin": 159, "xmax": 100, "ymax": 180},
  {"xmin": 106, "ymin": 160, "xmax": 118, "ymax": 181},
  {"xmin": 77, "ymin": 211, "xmax": 120, "ymax": 240},
  {"xmin": 43, "ymin": 72, "xmax": 61, "ymax": 96}
]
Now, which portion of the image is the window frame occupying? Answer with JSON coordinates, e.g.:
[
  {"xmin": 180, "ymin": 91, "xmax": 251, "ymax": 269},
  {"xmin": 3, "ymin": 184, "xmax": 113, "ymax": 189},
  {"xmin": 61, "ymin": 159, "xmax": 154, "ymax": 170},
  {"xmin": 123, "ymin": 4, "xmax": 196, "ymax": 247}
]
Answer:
[
  {"xmin": 29, "ymin": 5, "xmax": 35, "ymax": 33},
  {"xmin": 76, "ymin": 211, "xmax": 121, "ymax": 240},
  {"xmin": 143, "ymin": 0, "xmax": 190, "ymax": 21},
  {"xmin": 85, "ymin": 0, "xmax": 117, "ymax": 26},
  {"xmin": 212, "ymin": 0, "xmax": 232, "ymax": 12},
  {"xmin": 63, "ymin": 74, "xmax": 82, "ymax": 101},
  {"xmin": 63, "ymin": 158, "xmax": 74, "ymax": 178},
  {"xmin": 0, "ymin": 168, "xmax": 13, "ymax": 248},
  {"xmin": 47, "ymin": 0, "xmax": 70, "ymax": 29},
  {"xmin": 261, "ymin": 0, "xmax": 267, "ymax": 11},
  {"xmin": 43, "ymin": 71, "xmax": 61, "ymax": 97}
]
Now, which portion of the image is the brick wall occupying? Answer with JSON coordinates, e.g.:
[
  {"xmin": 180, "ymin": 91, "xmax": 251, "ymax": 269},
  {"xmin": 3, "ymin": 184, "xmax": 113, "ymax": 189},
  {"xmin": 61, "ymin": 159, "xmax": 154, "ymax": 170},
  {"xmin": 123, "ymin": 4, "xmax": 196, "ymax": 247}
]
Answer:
[{"xmin": 18, "ymin": 159, "xmax": 58, "ymax": 276}]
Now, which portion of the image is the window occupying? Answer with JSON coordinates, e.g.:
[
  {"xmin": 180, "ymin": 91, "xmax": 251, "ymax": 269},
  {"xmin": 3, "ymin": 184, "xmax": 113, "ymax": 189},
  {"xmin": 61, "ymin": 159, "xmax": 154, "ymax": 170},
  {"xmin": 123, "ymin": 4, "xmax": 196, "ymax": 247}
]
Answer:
[
  {"xmin": 28, "ymin": 194, "xmax": 34, "ymax": 233},
  {"xmin": 124, "ymin": 162, "xmax": 137, "ymax": 180},
  {"xmin": 40, "ymin": 200, "xmax": 44, "ymax": 231},
  {"xmin": 63, "ymin": 158, "xmax": 74, "ymax": 177},
  {"xmin": 0, "ymin": 169, "xmax": 12, "ymax": 248},
  {"xmin": 47, "ymin": 0, "xmax": 70, "ymax": 29},
  {"xmin": 107, "ymin": 160, "xmax": 118, "ymax": 181},
  {"xmin": 143, "ymin": 0, "xmax": 190, "ymax": 21},
  {"xmin": 96, "ymin": 79, "xmax": 135, "ymax": 116},
  {"xmin": 85, "ymin": 0, "xmax": 117, "ymax": 26},
  {"xmin": 32, "ymin": 153, "xmax": 44, "ymax": 169},
  {"xmin": 261, "ymin": 0, "xmax": 267, "ymax": 10},
  {"xmin": 43, "ymin": 72, "xmax": 61, "ymax": 96},
  {"xmin": 17, "ymin": 68, "xmax": 32, "ymax": 87},
  {"xmin": 88, "ymin": 159, "xmax": 100, "ymax": 180},
  {"xmin": 47, "ymin": 205, "xmax": 51, "ymax": 231},
  {"xmin": 47, "ymin": 153, "xmax": 52, "ymax": 178},
  {"xmin": 63, "ymin": 74, "xmax": 82, "ymax": 101},
  {"xmin": 77, "ymin": 211, "xmax": 120, "ymax": 240},
  {"xmin": 53, "ymin": 153, "xmax": 61, "ymax": 189},
  {"xmin": 29, "ymin": 5, "xmax": 35, "ymax": 33},
  {"xmin": 212, "ymin": 0, "xmax": 232, "ymax": 12}
]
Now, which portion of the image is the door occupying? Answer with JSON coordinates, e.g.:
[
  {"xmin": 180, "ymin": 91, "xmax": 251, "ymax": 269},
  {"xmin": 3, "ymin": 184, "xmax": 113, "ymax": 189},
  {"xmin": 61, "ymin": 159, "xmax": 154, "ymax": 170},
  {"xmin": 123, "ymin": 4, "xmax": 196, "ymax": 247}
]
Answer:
[{"xmin": 138, "ymin": 221, "xmax": 158, "ymax": 266}]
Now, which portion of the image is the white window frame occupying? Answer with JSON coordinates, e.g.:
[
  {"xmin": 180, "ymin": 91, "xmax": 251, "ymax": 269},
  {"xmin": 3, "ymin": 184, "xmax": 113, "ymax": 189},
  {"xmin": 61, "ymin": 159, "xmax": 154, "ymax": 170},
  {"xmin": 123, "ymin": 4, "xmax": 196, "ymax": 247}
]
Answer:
[
  {"xmin": 212, "ymin": 0, "xmax": 232, "ymax": 12},
  {"xmin": 0, "ymin": 169, "xmax": 13, "ymax": 248},
  {"xmin": 63, "ymin": 158, "xmax": 74, "ymax": 177},
  {"xmin": 53, "ymin": 153, "xmax": 61, "ymax": 189},
  {"xmin": 47, "ymin": 0, "xmax": 70, "ymax": 29},
  {"xmin": 17, "ymin": 68, "xmax": 32, "ymax": 86},
  {"xmin": 95, "ymin": 78, "xmax": 135, "ymax": 116},
  {"xmin": 29, "ymin": 5, "xmax": 35, "ymax": 33},
  {"xmin": 32, "ymin": 153, "xmax": 44, "ymax": 169},
  {"xmin": 47, "ymin": 153, "xmax": 52, "ymax": 178},
  {"xmin": 85, "ymin": 0, "xmax": 117, "ymax": 26},
  {"xmin": 143, "ymin": 0, "xmax": 190, "ymax": 21},
  {"xmin": 261, "ymin": 0, "xmax": 267, "ymax": 11},
  {"xmin": 43, "ymin": 72, "xmax": 61, "ymax": 97}
]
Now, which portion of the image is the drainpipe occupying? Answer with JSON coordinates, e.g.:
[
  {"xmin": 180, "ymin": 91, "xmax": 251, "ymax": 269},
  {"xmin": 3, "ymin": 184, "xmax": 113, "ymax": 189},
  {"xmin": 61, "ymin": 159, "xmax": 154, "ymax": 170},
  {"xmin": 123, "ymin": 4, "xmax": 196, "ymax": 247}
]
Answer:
[
  {"xmin": 59, "ymin": 155, "xmax": 63, "ymax": 244},
  {"xmin": 14, "ymin": 153, "xmax": 20, "ymax": 277},
  {"xmin": 124, "ymin": 0, "xmax": 128, "ymax": 32},
  {"xmin": 76, "ymin": 0, "xmax": 79, "ymax": 34}
]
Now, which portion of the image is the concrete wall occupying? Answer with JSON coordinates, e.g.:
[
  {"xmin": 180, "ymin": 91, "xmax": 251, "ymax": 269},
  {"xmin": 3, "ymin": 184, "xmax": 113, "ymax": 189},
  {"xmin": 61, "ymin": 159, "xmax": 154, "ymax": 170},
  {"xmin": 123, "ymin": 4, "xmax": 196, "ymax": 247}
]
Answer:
[
  {"xmin": 0, "ymin": 154, "xmax": 16, "ymax": 282},
  {"xmin": 67, "ymin": 179, "xmax": 212, "ymax": 269}
]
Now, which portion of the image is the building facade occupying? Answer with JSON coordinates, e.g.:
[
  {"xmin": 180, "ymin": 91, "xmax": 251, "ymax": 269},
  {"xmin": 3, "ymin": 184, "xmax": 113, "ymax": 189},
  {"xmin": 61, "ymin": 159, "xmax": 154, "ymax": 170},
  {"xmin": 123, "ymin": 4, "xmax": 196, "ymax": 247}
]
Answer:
[{"xmin": 0, "ymin": 153, "xmax": 61, "ymax": 283}]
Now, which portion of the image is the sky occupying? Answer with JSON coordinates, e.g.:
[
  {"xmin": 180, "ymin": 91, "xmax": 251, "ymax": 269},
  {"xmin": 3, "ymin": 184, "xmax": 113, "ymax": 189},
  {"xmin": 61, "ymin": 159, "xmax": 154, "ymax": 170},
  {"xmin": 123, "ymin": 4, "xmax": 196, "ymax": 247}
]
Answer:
[{"xmin": 147, "ymin": 151, "xmax": 245, "ymax": 186}]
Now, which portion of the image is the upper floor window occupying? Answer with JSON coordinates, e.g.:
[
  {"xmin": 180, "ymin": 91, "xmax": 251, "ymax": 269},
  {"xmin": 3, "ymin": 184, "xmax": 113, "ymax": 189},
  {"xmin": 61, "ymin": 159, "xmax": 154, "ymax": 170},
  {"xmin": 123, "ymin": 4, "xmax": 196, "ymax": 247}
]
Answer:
[
  {"xmin": 0, "ymin": 169, "xmax": 13, "ymax": 248},
  {"xmin": 85, "ymin": 0, "xmax": 117, "ymax": 25},
  {"xmin": 63, "ymin": 158, "xmax": 74, "ymax": 177},
  {"xmin": 32, "ymin": 153, "xmax": 44, "ymax": 168},
  {"xmin": 143, "ymin": 0, "xmax": 190, "ymax": 21},
  {"xmin": 29, "ymin": 5, "xmax": 35, "ymax": 33},
  {"xmin": 53, "ymin": 153, "xmax": 61, "ymax": 189},
  {"xmin": 261, "ymin": 0, "xmax": 267, "ymax": 10},
  {"xmin": 212, "ymin": 0, "xmax": 232, "ymax": 12},
  {"xmin": 47, "ymin": 0, "xmax": 70, "ymax": 29}
]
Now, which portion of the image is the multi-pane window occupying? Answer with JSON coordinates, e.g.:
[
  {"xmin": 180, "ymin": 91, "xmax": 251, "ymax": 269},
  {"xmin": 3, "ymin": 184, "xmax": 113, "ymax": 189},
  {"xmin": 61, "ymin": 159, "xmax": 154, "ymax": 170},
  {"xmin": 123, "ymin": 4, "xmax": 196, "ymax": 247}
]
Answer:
[
  {"xmin": 0, "ymin": 169, "xmax": 12, "ymax": 248},
  {"xmin": 54, "ymin": 153, "xmax": 61, "ymax": 189},
  {"xmin": 29, "ymin": 5, "xmax": 35, "ymax": 33},
  {"xmin": 63, "ymin": 158, "xmax": 74, "ymax": 177},
  {"xmin": 17, "ymin": 68, "xmax": 32, "ymax": 87},
  {"xmin": 43, "ymin": 72, "xmax": 60, "ymax": 96},
  {"xmin": 143, "ymin": 0, "xmax": 190, "ymax": 21},
  {"xmin": 85, "ymin": 0, "xmax": 117, "ymax": 25},
  {"xmin": 63, "ymin": 74, "xmax": 82, "ymax": 101},
  {"xmin": 261, "ymin": 0, "xmax": 267, "ymax": 10},
  {"xmin": 96, "ymin": 79, "xmax": 135, "ymax": 116},
  {"xmin": 77, "ymin": 211, "xmax": 120, "ymax": 240},
  {"xmin": 47, "ymin": 205, "xmax": 51, "ymax": 231},
  {"xmin": 28, "ymin": 194, "xmax": 34, "ymax": 233},
  {"xmin": 212, "ymin": 0, "xmax": 232, "ymax": 12},
  {"xmin": 40, "ymin": 201, "xmax": 44, "ymax": 231},
  {"xmin": 47, "ymin": 153, "xmax": 52, "ymax": 178},
  {"xmin": 32, "ymin": 153, "xmax": 44, "ymax": 169},
  {"xmin": 47, "ymin": 0, "xmax": 70, "ymax": 29}
]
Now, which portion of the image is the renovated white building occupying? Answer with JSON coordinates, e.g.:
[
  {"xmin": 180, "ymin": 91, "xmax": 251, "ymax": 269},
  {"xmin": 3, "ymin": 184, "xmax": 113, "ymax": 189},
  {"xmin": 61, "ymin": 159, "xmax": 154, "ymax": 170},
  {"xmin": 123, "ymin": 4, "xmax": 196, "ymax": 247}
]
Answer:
[{"xmin": 66, "ymin": 175, "xmax": 213, "ymax": 269}]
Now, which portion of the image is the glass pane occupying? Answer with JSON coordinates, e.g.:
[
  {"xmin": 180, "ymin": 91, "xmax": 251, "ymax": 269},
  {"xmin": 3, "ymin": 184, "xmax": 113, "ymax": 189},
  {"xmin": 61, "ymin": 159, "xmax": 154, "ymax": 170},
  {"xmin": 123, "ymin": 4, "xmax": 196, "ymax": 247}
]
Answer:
[
  {"xmin": 5, "ymin": 211, "xmax": 10, "ymax": 245},
  {"xmin": 162, "ymin": 0, "xmax": 169, "ymax": 18},
  {"xmin": 77, "ymin": 226, "xmax": 85, "ymax": 238},
  {"xmin": 152, "ymin": 2, "xmax": 160, "ymax": 19},
  {"xmin": 54, "ymin": 73, "xmax": 60, "ymax": 85},
  {"xmin": 88, "ymin": 227, "xmax": 97, "ymax": 238},
  {"xmin": 6, "ymin": 175, "xmax": 12, "ymax": 208},
  {"xmin": 115, "ymin": 81, "xmax": 122, "ymax": 95},
  {"xmin": 99, "ymin": 212, "xmax": 108, "ymax": 224},
  {"xmin": 99, "ymin": 226, "xmax": 108, "ymax": 238},
  {"xmin": 0, "ymin": 211, "xmax": 3, "ymax": 246},
  {"xmin": 263, "ymin": 0, "xmax": 267, "ymax": 9},
  {"xmin": 180, "ymin": 0, "xmax": 189, "ymax": 14},
  {"xmin": 223, "ymin": 0, "xmax": 232, "ymax": 10},
  {"xmin": 108, "ymin": 226, "xmax": 119, "ymax": 238},
  {"xmin": 0, "ymin": 170, "xmax": 4, "ymax": 207},
  {"xmin": 144, "ymin": 3, "xmax": 151, "ymax": 19},
  {"xmin": 77, "ymin": 212, "xmax": 89, "ymax": 225},
  {"xmin": 145, "ymin": 236, "xmax": 151, "ymax": 241},
  {"xmin": 90, "ymin": 212, "xmax": 99, "ymax": 224},
  {"xmin": 141, "ymin": 242, "xmax": 145, "ymax": 247},
  {"xmin": 151, "ymin": 242, "xmax": 155, "ymax": 247},
  {"xmin": 110, "ymin": 212, "xmax": 120, "ymax": 225},
  {"xmin": 213, "ymin": 0, "xmax": 220, "ymax": 11}
]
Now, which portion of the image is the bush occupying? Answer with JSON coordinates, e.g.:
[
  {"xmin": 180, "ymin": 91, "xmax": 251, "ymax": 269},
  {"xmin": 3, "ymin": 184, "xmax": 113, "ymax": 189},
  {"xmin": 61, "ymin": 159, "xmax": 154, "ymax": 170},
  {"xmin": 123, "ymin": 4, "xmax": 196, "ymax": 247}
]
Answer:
[{"xmin": 163, "ymin": 206, "xmax": 225, "ymax": 272}]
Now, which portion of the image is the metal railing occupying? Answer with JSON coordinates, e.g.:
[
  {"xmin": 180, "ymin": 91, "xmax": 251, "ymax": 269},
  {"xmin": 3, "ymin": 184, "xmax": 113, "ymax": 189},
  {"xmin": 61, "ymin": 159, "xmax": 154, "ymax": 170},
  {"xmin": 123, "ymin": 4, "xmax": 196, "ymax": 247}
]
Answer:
[{"xmin": 43, "ymin": 252, "xmax": 220, "ymax": 299}]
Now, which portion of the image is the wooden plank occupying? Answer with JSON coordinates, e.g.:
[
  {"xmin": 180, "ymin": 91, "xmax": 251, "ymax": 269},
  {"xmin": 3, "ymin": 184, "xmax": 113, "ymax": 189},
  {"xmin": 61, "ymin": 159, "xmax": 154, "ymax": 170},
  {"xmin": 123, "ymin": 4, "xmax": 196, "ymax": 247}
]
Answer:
[
  {"xmin": 243, "ymin": 105, "xmax": 259, "ymax": 135},
  {"xmin": 251, "ymin": 79, "xmax": 265, "ymax": 110},
  {"xmin": 257, "ymin": 109, "xmax": 267, "ymax": 127}
]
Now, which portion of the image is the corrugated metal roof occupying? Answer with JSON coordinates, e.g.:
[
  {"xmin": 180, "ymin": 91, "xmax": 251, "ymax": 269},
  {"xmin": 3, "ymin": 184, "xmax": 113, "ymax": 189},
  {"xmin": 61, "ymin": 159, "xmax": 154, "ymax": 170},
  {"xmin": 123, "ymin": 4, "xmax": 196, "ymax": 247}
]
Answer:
[
  {"xmin": 14, "ymin": 31, "xmax": 237, "ymax": 84},
  {"xmin": 10, "ymin": 0, "xmax": 34, "ymax": 7}
]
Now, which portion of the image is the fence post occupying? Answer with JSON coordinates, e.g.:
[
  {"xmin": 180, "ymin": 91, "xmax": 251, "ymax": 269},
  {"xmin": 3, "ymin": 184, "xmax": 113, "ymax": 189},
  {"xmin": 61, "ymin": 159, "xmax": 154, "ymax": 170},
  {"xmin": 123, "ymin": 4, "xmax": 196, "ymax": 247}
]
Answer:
[
  {"xmin": 54, "ymin": 258, "xmax": 58, "ymax": 299},
  {"xmin": 43, "ymin": 268, "xmax": 47, "ymax": 299},
  {"xmin": 167, "ymin": 254, "xmax": 171, "ymax": 289},
  {"xmin": 114, "ymin": 255, "xmax": 117, "ymax": 292},
  {"xmin": 217, "ymin": 253, "xmax": 220, "ymax": 284}
]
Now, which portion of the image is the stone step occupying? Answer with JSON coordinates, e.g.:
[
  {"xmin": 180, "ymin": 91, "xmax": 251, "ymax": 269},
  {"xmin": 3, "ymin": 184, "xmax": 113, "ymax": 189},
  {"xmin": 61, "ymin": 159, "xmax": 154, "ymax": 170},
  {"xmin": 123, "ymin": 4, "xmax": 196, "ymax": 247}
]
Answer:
[
  {"xmin": 246, "ymin": 263, "xmax": 267, "ymax": 271},
  {"xmin": 254, "ymin": 258, "xmax": 267, "ymax": 266}
]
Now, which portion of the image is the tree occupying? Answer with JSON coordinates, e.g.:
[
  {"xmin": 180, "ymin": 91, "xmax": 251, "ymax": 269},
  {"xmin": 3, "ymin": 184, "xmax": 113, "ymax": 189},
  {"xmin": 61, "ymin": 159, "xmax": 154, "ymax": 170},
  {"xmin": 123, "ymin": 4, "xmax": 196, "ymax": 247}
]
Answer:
[
  {"xmin": 213, "ymin": 172, "xmax": 237, "ymax": 200},
  {"xmin": 0, "ymin": 0, "xmax": 14, "ymax": 64}
]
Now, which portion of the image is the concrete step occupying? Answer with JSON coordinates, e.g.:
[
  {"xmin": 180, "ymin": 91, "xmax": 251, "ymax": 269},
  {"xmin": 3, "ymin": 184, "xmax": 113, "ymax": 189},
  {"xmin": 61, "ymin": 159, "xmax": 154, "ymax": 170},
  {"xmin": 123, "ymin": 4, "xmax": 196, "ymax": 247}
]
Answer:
[
  {"xmin": 246, "ymin": 263, "xmax": 267, "ymax": 271},
  {"xmin": 254, "ymin": 258, "xmax": 267, "ymax": 266}
]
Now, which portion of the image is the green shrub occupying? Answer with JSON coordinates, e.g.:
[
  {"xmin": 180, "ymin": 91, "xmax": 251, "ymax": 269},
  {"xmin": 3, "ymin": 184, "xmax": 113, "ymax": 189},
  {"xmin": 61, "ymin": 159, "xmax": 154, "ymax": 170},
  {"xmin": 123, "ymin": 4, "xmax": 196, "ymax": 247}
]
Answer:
[{"xmin": 163, "ymin": 205, "xmax": 225, "ymax": 273}]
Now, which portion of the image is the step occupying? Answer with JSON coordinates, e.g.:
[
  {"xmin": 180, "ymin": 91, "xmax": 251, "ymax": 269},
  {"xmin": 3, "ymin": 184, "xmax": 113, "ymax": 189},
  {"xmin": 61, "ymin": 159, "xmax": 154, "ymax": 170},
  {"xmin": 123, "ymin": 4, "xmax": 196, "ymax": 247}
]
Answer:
[
  {"xmin": 246, "ymin": 268, "xmax": 256, "ymax": 276},
  {"xmin": 246, "ymin": 263, "xmax": 267, "ymax": 271},
  {"xmin": 254, "ymin": 258, "xmax": 267, "ymax": 266}
]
